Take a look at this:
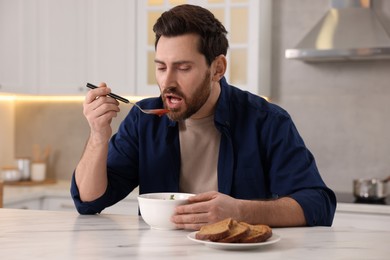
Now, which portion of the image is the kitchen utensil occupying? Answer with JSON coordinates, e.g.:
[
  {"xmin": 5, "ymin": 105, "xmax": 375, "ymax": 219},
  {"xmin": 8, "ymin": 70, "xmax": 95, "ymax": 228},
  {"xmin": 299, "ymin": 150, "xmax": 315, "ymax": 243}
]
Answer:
[
  {"xmin": 86, "ymin": 83, "xmax": 170, "ymax": 116},
  {"xmin": 353, "ymin": 177, "xmax": 389, "ymax": 200},
  {"xmin": 31, "ymin": 163, "xmax": 46, "ymax": 182},
  {"xmin": 1, "ymin": 167, "xmax": 22, "ymax": 182},
  {"xmin": 16, "ymin": 158, "xmax": 30, "ymax": 180},
  {"xmin": 32, "ymin": 144, "xmax": 51, "ymax": 163}
]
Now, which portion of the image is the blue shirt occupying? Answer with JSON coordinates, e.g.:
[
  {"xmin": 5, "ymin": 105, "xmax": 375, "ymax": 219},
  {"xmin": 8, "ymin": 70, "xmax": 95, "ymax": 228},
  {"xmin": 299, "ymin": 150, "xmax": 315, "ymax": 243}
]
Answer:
[{"xmin": 71, "ymin": 77, "xmax": 336, "ymax": 226}]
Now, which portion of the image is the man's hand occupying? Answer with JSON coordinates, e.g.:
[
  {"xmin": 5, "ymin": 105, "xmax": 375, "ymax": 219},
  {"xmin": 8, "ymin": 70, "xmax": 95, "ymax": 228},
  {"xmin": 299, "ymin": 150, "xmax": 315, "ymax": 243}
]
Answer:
[
  {"xmin": 75, "ymin": 82, "xmax": 120, "ymax": 202},
  {"xmin": 83, "ymin": 82, "xmax": 120, "ymax": 143},
  {"xmin": 171, "ymin": 191, "xmax": 243, "ymax": 230},
  {"xmin": 171, "ymin": 191, "xmax": 307, "ymax": 230}
]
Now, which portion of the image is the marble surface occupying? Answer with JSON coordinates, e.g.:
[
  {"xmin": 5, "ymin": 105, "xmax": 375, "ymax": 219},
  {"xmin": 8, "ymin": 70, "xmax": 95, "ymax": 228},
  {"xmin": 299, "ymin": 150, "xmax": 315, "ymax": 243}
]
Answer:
[{"xmin": 0, "ymin": 208, "xmax": 389, "ymax": 260}]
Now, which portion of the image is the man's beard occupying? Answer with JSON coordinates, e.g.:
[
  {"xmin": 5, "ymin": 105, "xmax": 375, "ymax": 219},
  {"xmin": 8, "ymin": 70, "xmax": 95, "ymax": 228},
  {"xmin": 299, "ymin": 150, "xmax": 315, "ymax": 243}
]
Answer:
[{"xmin": 162, "ymin": 70, "xmax": 212, "ymax": 122}]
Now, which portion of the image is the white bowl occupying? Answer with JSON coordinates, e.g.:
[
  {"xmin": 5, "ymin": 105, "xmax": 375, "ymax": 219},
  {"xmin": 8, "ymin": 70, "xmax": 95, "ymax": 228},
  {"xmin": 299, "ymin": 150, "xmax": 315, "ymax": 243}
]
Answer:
[
  {"xmin": 138, "ymin": 192, "xmax": 194, "ymax": 230},
  {"xmin": 1, "ymin": 167, "xmax": 22, "ymax": 182}
]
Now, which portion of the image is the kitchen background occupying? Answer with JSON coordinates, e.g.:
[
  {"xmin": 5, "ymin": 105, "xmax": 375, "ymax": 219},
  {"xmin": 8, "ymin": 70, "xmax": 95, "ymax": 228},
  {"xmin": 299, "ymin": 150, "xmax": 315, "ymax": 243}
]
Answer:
[{"xmin": 1, "ymin": 0, "xmax": 390, "ymax": 194}]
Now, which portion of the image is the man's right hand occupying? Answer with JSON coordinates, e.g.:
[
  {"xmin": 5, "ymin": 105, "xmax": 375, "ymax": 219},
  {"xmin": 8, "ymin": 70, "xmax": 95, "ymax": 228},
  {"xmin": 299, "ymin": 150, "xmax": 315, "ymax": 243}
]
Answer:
[
  {"xmin": 75, "ymin": 82, "xmax": 120, "ymax": 202},
  {"xmin": 83, "ymin": 82, "xmax": 120, "ymax": 144}
]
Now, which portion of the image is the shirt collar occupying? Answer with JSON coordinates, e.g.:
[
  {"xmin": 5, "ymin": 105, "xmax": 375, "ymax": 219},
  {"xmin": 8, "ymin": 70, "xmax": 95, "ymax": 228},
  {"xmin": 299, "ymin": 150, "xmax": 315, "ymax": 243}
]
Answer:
[{"xmin": 214, "ymin": 77, "xmax": 231, "ymax": 129}]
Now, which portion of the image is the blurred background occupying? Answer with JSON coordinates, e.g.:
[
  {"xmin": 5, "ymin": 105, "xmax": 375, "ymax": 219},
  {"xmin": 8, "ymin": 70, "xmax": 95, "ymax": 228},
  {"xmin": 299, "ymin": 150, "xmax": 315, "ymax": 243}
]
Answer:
[{"xmin": 1, "ymin": 0, "xmax": 390, "ymax": 195}]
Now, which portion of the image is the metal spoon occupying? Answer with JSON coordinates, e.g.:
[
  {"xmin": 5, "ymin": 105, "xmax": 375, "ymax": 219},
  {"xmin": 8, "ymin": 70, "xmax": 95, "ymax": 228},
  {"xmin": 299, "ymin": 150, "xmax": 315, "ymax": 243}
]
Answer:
[{"xmin": 86, "ymin": 83, "xmax": 169, "ymax": 116}]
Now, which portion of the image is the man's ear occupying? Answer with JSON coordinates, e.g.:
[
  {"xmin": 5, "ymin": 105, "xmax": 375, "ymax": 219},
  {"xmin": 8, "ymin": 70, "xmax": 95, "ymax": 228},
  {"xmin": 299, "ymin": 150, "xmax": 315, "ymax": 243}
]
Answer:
[{"xmin": 211, "ymin": 55, "xmax": 227, "ymax": 81}]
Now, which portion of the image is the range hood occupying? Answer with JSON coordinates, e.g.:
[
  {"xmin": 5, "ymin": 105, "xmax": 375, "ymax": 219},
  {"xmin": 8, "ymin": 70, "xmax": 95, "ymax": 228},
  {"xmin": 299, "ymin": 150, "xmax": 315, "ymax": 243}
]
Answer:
[{"xmin": 285, "ymin": 0, "xmax": 390, "ymax": 62}]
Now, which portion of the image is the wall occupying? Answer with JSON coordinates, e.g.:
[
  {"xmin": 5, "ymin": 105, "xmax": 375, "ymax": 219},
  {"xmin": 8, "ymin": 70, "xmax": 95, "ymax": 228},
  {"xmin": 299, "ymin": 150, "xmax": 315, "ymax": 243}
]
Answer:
[
  {"xmin": 13, "ymin": 101, "xmax": 131, "ymax": 180},
  {"xmin": 272, "ymin": 0, "xmax": 390, "ymax": 192},
  {"xmin": 0, "ymin": 101, "xmax": 15, "ymax": 167}
]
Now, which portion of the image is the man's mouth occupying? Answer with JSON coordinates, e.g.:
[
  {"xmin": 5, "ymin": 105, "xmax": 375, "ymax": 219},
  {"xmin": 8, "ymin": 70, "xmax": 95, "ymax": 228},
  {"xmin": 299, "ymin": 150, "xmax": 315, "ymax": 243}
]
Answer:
[{"xmin": 165, "ymin": 94, "xmax": 183, "ymax": 109}]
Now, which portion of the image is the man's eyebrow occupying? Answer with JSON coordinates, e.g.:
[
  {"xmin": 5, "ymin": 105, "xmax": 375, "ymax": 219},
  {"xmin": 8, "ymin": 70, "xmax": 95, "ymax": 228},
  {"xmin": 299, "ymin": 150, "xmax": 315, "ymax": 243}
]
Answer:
[{"xmin": 154, "ymin": 59, "xmax": 194, "ymax": 65}]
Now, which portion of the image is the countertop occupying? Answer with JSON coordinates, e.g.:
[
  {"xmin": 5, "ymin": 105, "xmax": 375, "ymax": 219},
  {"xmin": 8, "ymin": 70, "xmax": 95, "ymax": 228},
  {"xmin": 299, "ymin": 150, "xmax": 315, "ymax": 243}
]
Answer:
[{"xmin": 0, "ymin": 208, "xmax": 389, "ymax": 259}]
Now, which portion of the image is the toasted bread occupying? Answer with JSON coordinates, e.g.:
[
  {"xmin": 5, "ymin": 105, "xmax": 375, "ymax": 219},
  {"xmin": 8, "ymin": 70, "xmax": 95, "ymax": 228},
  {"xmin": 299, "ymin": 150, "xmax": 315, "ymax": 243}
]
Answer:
[
  {"xmin": 216, "ymin": 220, "xmax": 250, "ymax": 243},
  {"xmin": 195, "ymin": 218, "xmax": 233, "ymax": 241},
  {"xmin": 238, "ymin": 222, "xmax": 272, "ymax": 243},
  {"xmin": 195, "ymin": 218, "xmax": 273, "ymax": 244}
]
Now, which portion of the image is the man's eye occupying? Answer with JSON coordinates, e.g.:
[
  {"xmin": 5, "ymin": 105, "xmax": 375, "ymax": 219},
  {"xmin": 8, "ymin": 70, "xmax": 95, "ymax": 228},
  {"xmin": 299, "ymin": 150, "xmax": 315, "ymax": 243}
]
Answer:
[
  {"xmin": 179, "ymin": 66, "xmax": 190, "ymax": 71},
  {"xmin": 157, "ymin": 67, "xmax": 166, "ymax": 71}
]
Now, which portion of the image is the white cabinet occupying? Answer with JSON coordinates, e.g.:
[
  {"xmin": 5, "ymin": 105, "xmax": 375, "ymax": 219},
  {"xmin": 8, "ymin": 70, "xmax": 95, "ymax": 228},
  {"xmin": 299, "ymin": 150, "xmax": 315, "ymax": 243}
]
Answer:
[
  {"xmin": 0, "ymin": 0, "xmax": 85, "ymax": 94},
  {"xmin": 37, "ymin": 0, "xmax": 137, "ymax": 95},
  {"xmin": 1, "ymin": 0, "xmax": 270, "ymax": 96},
  {"xmin": 37, "ymin": 0, "xmax": 87, "ymax": 94},
  {"xmin": 42, "ymin": 196, "xmax": 139, "ymax": 214},
  {"xmin": 6, "ymin": 198, "xmax": 43, "ymax": 210},
  {"xmin": 85, "ymin": 0, "xmax": 136, "ymax": 95},
  {"xmin": 103, "ymin": 200, "xmax": 139, "ymax": 215},
  {"xmin": 0, "ymin": 0, "xmax": 38, "ymax": 94},
  {"xmin": 6, "ymin": 195, "xmax": 139, "ymax": 214},
  {"xmin": 39, "ymin": 0, "xmax": 135, "ymax": 95},
  {"xmin": 41, "ymin": 196, "xmax": 75, "ymax": 211},
  {"xmin": 1, "ymin": 0, "xmax": 136, "ymax": 95}
]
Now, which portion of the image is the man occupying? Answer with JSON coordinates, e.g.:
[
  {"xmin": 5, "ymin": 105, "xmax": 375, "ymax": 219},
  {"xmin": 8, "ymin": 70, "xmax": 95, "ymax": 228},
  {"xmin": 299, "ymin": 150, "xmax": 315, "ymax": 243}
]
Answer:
[{"xmin": 71, "ymin": 4, "xmax": 336, "ymax": 230}]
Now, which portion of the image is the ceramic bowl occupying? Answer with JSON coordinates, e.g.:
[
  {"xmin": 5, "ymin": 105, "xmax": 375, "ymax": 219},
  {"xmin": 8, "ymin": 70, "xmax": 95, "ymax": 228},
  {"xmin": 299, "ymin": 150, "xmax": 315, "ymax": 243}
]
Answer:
[
  {"xmin": 0, "ymin": 167, "xmax": 22, "ymax": 182},
  {"xmin": 138, "ymin": 192, "xmax": 194, "ymax": 230}
]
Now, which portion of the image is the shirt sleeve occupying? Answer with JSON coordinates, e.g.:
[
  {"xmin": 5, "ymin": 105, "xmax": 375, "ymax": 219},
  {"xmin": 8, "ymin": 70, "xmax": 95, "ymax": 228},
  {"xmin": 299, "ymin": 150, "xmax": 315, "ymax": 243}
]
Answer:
[
  {"xmin": 290, "ymin": 188, "xmax": 336, "ymax": 226},
  {"xmin": 70, "ymin": 172, "xmax": 109, "ymax": 214},
  {"xmin": 264, "ymin": 111, "xmax": 336, "ymax": 226}
]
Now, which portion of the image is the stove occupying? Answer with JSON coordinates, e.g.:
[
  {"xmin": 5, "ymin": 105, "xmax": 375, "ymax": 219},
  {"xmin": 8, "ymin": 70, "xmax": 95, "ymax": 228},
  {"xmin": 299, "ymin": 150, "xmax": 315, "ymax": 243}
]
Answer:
[{"xmin": 335, "ymin": 192, "xmax": 389, "ymax": 205}]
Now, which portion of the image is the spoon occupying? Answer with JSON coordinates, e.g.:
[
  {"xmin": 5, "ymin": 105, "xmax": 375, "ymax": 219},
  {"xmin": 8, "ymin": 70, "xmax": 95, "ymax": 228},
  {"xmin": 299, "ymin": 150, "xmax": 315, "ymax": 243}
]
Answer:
[{"xmin": 86, "ymin": 83, "xmax": 170, "ymax": 116}]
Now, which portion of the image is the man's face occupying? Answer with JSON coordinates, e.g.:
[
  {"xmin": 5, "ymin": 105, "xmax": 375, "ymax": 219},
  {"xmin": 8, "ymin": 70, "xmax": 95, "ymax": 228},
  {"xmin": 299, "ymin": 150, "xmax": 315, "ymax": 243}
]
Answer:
[{"xmin": 155, "ymin": 34, "xmax": 212, "ymax": 121}]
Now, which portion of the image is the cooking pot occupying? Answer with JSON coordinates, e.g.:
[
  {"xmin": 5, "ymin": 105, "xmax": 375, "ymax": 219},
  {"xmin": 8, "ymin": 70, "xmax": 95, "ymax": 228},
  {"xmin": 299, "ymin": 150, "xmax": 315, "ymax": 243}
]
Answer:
[{"xmin": 353, "ymin": 176, "xmax": 389, "ymax": 200}]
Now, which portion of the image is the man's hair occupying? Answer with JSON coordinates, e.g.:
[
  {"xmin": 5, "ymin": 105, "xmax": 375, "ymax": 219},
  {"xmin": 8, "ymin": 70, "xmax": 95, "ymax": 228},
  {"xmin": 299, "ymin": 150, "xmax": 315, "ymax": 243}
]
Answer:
[{"xmin": 153, "ymin": 4, "xmax": 229, "ymax": 66}]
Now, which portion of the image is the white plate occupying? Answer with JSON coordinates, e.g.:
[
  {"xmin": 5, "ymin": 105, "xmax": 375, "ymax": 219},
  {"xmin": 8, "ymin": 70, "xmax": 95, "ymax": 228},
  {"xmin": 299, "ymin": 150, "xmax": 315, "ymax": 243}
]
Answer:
[{"xmin": 187, "ymin": 231, "xmax": 281, "ymax": 250}]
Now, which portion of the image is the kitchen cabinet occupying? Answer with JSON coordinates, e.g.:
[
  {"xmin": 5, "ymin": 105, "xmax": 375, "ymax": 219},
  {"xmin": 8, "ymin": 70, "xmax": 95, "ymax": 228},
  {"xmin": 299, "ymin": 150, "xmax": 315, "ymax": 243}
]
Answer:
[
  {"xmin": 0, "ymin": 0, "xmax": 85, "ymax": 94},
  {"xmin": 84, "ymin": 0, "xmax": 136, "ymax": 96},
  {"xmin": 6, "ymin": 195, "xmax": 138, "ymax": 214},
  {"xmin": 41, "ymin": 196, "xmax": 139, "ymax": 214},
  {"xmin": 6, "ymin": 198, "xmax": 42, "ymax": 210},
  {"xmin": 0, "ymin": 0, "xmax": 38, "ymax": 94},
  {"xmin": 37, "ymin": 0, "xmax": 87, "ymax": 94},
  {"xmin": 3, "ymin": 181, "xmax": 140, "ymax": 214},
  {"xmin": 38, "ymin": 0, "xmax": 137, "ymax": 95},
  {"xmin": 41, "ymin": 196, "xmax": 75, "ymax": 211},
  {"xmin": 103, "ymin": 200, "xmax": 139, "ymax": 215},
  {"xmin": 1, "ymin": 0, "xmax": 270, "ymax": 96},
  {"xmin": 0, "ymin": 0, "xmax": 136, "ymax": 95}
]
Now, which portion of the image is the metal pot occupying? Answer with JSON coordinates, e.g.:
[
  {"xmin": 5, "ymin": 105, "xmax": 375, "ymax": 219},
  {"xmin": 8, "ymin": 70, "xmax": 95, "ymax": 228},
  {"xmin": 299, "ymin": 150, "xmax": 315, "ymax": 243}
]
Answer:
[{"xmin": 353, "ymin": 177, "xmax": 389, "ymax": 200}]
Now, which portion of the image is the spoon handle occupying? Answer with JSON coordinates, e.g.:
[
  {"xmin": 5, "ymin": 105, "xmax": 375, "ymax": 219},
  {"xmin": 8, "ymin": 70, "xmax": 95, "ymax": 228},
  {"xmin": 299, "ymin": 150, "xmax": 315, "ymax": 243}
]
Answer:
[{"xmin": 86, "ymin": 83, "xmax": 130, "ymax": 104}]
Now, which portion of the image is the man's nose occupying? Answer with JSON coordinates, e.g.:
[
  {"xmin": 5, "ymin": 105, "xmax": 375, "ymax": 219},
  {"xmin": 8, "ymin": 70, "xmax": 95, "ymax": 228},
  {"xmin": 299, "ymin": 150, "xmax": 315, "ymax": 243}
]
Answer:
[{"xmin": 160, "ymin": 69, "xmax": 177, "ymax": 90}]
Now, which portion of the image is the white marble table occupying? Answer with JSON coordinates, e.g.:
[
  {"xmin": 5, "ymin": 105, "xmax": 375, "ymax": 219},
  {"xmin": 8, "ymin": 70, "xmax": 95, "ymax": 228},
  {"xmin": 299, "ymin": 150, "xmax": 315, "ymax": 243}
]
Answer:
[{"xmin": 0, "ymin": 208, "xmax": 389, "ymax": 260}]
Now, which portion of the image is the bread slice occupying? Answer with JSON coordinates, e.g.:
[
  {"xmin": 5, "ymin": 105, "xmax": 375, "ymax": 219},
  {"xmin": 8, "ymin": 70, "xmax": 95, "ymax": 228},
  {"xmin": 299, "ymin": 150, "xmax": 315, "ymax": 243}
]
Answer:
[
  {"xmin": 216, "ymin": 220, "xmax": 250, "ymax": 243},
  {"xmin": 238, "ymin": 222, "xmax": 272, "ymax": 243},
  {"xmin": 195, "ymin": 218, "xmax": 233, "ymax": 241}
]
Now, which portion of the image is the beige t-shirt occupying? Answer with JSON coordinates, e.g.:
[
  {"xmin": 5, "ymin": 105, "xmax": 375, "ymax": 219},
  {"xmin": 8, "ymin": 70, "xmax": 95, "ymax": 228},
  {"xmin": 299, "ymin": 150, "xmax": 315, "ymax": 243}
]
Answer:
[{"xmin": 178, "ymin": 115, "xmax": 220, "ymax": 194}]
